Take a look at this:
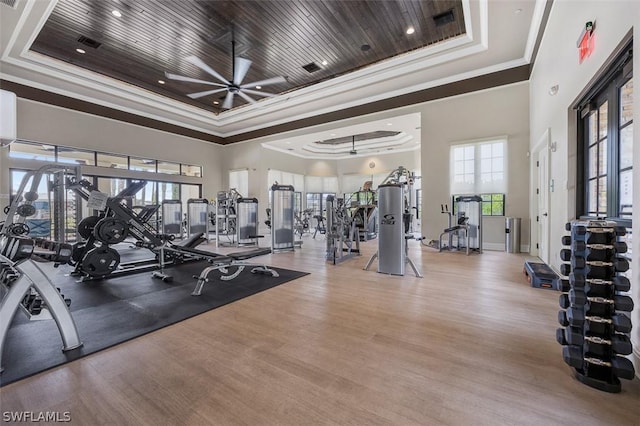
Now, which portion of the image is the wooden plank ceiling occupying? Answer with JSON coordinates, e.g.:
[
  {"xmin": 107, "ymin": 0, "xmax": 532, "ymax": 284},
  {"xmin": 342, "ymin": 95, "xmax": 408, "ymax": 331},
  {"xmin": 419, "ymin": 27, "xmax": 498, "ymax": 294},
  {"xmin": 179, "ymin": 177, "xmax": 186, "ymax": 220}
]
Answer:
[{"xmin": 30, "ymin": 0, "xmax": 465, "ymax": 114}]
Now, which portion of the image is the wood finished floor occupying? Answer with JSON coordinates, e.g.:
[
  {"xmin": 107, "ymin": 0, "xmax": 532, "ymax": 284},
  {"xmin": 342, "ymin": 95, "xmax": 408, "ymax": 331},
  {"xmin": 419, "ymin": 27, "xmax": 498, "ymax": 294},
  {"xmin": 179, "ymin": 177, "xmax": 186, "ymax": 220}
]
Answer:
[{"xmin": 1, "ymin": 236, "xmax": 639, "ymax": 425}]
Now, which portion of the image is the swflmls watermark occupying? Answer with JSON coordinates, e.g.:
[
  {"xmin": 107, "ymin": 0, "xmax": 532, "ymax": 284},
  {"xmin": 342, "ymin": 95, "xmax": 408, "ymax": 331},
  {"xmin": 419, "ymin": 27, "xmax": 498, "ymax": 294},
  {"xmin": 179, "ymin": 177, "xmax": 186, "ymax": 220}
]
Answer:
[{"xmin": 2, "ymin": 411, "xmax": 71, "ymax": 422}]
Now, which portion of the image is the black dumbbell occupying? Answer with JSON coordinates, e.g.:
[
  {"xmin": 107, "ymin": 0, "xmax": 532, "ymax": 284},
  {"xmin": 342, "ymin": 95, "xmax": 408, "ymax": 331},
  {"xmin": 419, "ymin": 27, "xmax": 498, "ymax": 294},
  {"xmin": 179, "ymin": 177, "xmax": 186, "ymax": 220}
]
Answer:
[
  {"xmin": 571, "ymin": 256, "xmax": 629, "ymax": 272},
  {"xmin": 558, "ymin": 279, "xmax": 570, "ymax": 292},
  {"xmin": 568, "ymin": 289, "xmax": 634, "ymax": 311},
  {"xmin": 561, "ymin": 235, "xmax": 572, "ymax": 246},
  {"xmin": 560, "ymin": 249, "xmax": 572, "ymax": 262},
  {"xmin": 574, "ymin": 225, "xmax": 626, "ymax": 237},
  {"xmin": 561, "ymin": 328, "xmax": 633, "ymax": 355},
  {"xmin": 559, "ymin": 293, "xmax": 571, "ymax": 309},
  {"xmin": 573, "ymin": 240, "xmax": 627, "ymax": 253},
  {"xmin": 562, "ymin": 346, "xmax": 635, "ymax": 380},
  {"xmin": 566, "ymin": 309, "xmax": 632, "ymax": 333},
  {"xmin": 560, "ymin": 263, "xmax": 571, "ymax": 276},
  {"xmin": 569, "ymin": 274, "xmax": 630, "ymax": 292},
  {"xmin": 556, "ymin": 326, "xmax": 581, "ymax": 346},
  {"xmin": 558, "ymin": 310, "xmax": 569, "ymax": 327}
]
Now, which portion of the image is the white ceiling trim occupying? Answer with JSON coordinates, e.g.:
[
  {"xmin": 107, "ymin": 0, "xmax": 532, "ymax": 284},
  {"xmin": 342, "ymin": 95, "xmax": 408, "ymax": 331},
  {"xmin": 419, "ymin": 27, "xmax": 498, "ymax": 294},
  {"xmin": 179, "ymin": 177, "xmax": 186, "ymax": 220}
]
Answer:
[
  {"xmin": 0, "ymin": 0, "xmax": 543, "ymax": 141},
  {"xmin": 524, "ymin": 0, "xmax": 549, "ymax": 63},
  {"xmin": 263, "ymin": 142, "xmax": 420, "ymax": 161},
  {"xmin": 1, "ymin": 0, "xmax": 497, "ymax": 138}
]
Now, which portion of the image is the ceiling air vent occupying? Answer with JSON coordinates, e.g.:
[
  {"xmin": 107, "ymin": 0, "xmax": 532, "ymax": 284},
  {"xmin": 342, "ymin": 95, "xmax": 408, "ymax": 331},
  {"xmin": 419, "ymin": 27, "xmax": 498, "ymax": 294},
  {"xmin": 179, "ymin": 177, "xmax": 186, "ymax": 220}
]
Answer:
[
  {"xmin": 0, "ymin": 0, "xmax": 17, "ymax": 8},
  {"xmin": 302, "ymin": 62, "xmax": 321, "ymax": 73},
  {"xmin": 77, "ymin": 35, "xmax": 102, "ymax": 49},
  {"xmin": 433, "ymin": 9, "xmax": 455, "ymax": 27}
]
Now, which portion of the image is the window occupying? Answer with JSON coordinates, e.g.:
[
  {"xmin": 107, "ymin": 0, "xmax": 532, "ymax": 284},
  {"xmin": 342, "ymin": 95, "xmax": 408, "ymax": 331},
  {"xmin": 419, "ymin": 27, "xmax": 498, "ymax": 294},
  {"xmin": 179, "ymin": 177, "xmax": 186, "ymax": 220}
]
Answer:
[
  {"xmin": 481, "ymin": 193, "xmax": 505, "ymax": 216},
  {"xmin": 294, "ymin": 191, "xmax": 302, "ymax": 214},
  {"xmin": 229, "ymin": 169, "xmax": 249, "ymax": 197},
  {"xmin": 182, "ymin": 164, "xmax": 202, "ymax": 177},
  {"xmin": 56, "ymin": 148, "xmax": 96, "ymax": 166},
  {"xmin": 452, "ymin": 193, "xmax": 504, "ymax": 216},
  {"xmin": 9, "ymin": 141, "xmax": 55, "ymax": 162},
  {"xmin": 577, "ymin": 40, "xmax": 632, "ymax": 223},
  {"xmin": 305, "ymin": 192, "xmax": 336, "ymax": 218},
  {"xmin": 130, "ymin": 157, "xmax": 157, "ymax": 172},
  {"xmin": 97, "ymin": 152, "xmax": 128, "ymax": 169},
  {"xmin": 157, "ymin": 161, "xmax": 181, "ymax": 175},
  {"xmin": 450, "ymin": 139, "xmax": 506, "ymax": 195}
]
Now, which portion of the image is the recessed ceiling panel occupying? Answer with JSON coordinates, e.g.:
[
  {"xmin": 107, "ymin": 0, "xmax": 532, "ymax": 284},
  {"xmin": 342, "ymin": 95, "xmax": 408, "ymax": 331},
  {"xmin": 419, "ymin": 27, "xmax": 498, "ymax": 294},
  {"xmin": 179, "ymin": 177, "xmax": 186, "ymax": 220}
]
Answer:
[{"xmin": 29, "ymin": 0, "xmax": 465, "ymax": 114}]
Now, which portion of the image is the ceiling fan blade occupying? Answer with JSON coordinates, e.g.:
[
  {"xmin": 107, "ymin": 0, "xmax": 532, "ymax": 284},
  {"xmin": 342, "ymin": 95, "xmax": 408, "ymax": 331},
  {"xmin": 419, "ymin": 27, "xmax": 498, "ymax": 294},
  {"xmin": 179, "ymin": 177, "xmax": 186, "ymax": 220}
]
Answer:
[
  {"xmin": 222, "ymin": 92, "xmax": 235, "ymax": 109},
  {"xmin": 187, "ymin": 88, "xmax": 228, "ymax": 99},
  {"xmin": 240, "ymin": 76, "xmax": 286, "ymax": 88},
  {"xmin": 164, "ymin": 72, "xmax": 225, "ymax": 87},
  {"xmin": 185, "ymin": 56, "xmax": 230, "ymax": 85},
  {"xmin": 237, "ymin": 91, "xmax": 257, "ymax": 104},
  {"xmin": 241, "ymin": 88, "xmax": 278, "ymax": 98},
  {"xmin": 233, "ymin": 57, "xmax": 252, "ymax": 86}
]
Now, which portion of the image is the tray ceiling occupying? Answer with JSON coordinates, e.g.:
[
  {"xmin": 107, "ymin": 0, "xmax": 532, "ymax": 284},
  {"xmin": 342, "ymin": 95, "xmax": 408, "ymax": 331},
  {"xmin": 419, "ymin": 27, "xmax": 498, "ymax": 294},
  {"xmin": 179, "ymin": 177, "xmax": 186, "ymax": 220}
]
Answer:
[{"xmin": 30, "ymin": 0, "xmax": 465, "ymax": 114}]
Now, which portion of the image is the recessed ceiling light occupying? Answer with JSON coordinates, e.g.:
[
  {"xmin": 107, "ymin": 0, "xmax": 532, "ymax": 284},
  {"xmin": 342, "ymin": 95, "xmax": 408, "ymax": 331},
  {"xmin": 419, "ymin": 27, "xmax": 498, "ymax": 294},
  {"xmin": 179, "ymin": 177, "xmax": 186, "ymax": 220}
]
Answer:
[
  {"xmin": 158, "ymin": 80, "xmax": 165, "ymax": 84},
  {"xmin": 256, "ymin": 85, "xmax": 262, "ymax": 89},
  {"xmin": 76, "ymin": 48, "xmax": 86, "ymax": 54},
  {"xmin": 387, "ymin": 122, "xmax": 392, "ymax": 126},
  {"xmin": 213, "ymin": 101, "xmax": 219, "ymax": 105},
  {"xmin": 406, "ymin": 27, "xmax": 415, "ymax": 35},
  {"xmin": 112, "ymin": 10, "xmax": 122, "ymax": 17},
  {"xmin": 321, "ymin": 60, "xmax": 328, "ymax": 66}
]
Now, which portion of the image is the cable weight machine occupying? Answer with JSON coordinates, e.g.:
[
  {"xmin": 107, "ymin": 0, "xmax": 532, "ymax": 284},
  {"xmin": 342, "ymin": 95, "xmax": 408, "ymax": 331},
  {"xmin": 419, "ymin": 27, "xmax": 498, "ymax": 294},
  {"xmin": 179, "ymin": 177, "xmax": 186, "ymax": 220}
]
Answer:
[
  {"xmin": 325, "ymin": 195, "xmax": 360, "ymax": 264},
  {"xmin": 363, "ymin": 166, "xmax": 423, "ymax": 277}
]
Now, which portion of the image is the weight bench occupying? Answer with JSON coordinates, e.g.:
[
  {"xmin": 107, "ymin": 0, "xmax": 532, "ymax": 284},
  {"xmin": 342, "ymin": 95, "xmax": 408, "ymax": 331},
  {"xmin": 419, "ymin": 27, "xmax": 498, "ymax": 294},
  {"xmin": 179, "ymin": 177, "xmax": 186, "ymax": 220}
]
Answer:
[{"xmin": 191, "ymin": 247, "xmax": 278, "ymax": 296}]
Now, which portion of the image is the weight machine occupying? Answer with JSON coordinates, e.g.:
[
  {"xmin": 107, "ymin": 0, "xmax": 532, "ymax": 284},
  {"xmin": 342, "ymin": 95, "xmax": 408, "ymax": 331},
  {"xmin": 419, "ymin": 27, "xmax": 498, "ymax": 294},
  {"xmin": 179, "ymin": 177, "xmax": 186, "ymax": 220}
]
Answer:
[
  {"xmin": 270, "ymin": 184, "xmax": 296, "ymax": 252},
  {"xmin": 364, "ymin": 183, "xmax": 422, "ymax": 277},
  {"xmin": 161, "ymin": 199, "xmax": 183, "ymax": 239},
  {"xmin": 214, "ymin": 189, "xmax": 241, "ymax": 246},
  {"xmin": 236, "ymin": 197, "xmax": 261, "ymax": 246},
  {"xmin": 438, "ymin": 195, "xmax": 483, "ymax": 255},
  {"xmin": 0, "ymin": 235, "xmax": 83, "ymax": 374},
  {"xmin": 363, "ymin": 166, "xmax": 422, "ymax": 277},
  {"xmin": 1, "ymin": 165, "xmax": 82, "ymax": 242},
  {"xmin": 186, "ymin": 198, "xmax": 210, "ymax": 242},
  {"xmin": 325, "ymin": 195, "xmax": 360, "ymax": 264},
  {"xmin": 350, "ymin": 188, "xmax": 377, "ymax": 241}
]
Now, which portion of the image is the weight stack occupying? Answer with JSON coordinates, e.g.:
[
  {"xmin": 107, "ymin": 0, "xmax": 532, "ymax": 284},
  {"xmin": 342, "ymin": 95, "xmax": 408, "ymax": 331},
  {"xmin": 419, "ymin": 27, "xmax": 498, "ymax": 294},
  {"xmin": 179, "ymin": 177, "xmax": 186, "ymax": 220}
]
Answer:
[{"xmin": 556, "ymin": 220, "xmax": 635, "ymax": 392}]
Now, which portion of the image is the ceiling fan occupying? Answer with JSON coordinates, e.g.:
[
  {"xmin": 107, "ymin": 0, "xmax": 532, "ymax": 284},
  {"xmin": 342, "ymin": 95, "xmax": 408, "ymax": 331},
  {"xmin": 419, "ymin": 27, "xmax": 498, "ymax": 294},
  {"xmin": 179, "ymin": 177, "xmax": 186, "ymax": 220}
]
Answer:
[{"xmin": 165, "ymin": 41, "xmax": 287, "ymax": 110}]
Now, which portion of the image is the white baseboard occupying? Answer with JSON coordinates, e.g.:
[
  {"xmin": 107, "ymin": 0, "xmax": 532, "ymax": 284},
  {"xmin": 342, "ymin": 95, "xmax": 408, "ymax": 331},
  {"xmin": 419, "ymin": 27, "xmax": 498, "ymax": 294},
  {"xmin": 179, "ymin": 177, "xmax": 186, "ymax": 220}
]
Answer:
[{"xmin": 482, "ymin": 243, "xmax": 530, "ymax": 253}]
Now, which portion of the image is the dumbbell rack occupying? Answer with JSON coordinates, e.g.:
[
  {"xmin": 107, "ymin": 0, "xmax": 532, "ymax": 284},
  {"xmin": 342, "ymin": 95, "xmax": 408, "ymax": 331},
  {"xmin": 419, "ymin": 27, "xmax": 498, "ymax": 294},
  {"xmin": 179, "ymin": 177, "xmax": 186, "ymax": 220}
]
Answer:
[{"xmin": 557, "ymin": 220, "xmax": 635, "ymax": 392}]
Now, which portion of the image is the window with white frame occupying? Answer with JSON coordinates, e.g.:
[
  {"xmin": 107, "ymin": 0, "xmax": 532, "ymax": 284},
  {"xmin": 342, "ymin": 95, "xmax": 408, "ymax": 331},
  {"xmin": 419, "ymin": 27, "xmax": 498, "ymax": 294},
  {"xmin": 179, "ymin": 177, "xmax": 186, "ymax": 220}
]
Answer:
[
  {"xmin": 450, "ymin": 139, "xmax": 507, "ymax": 195},
  {"xmin": 229, "ymin": 169, "xmax": 249, "ymax": 197},
  {"xmin": 267, "ymin": 169, "xmax": 305, "ymax": 191}
]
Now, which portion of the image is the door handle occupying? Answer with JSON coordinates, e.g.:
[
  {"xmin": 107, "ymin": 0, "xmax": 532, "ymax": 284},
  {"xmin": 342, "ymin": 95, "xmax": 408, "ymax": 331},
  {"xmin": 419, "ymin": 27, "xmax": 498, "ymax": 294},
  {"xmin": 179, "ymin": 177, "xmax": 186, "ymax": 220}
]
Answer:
[{"xmin": 543, "ymin": 213, "xmax": 548, "ymax": 217}]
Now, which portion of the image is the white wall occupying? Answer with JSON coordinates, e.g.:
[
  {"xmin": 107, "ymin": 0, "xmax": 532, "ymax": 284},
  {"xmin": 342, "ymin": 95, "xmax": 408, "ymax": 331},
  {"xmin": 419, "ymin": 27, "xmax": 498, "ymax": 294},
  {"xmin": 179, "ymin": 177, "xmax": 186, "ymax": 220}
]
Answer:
[
  {"xmin": 420, "ymin": 82, "xmax": 531, "ymax": 250},
  {"xmin": 220, "ymin": 82, "xmax": 530, "ymax": 250},
  {"xmin": 0, "ymin": 99, "xmax": 223, "ymax": 198},
  {"xmin": 529, "ymin": 1, "xmax": 639, "ymax": 372}
]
